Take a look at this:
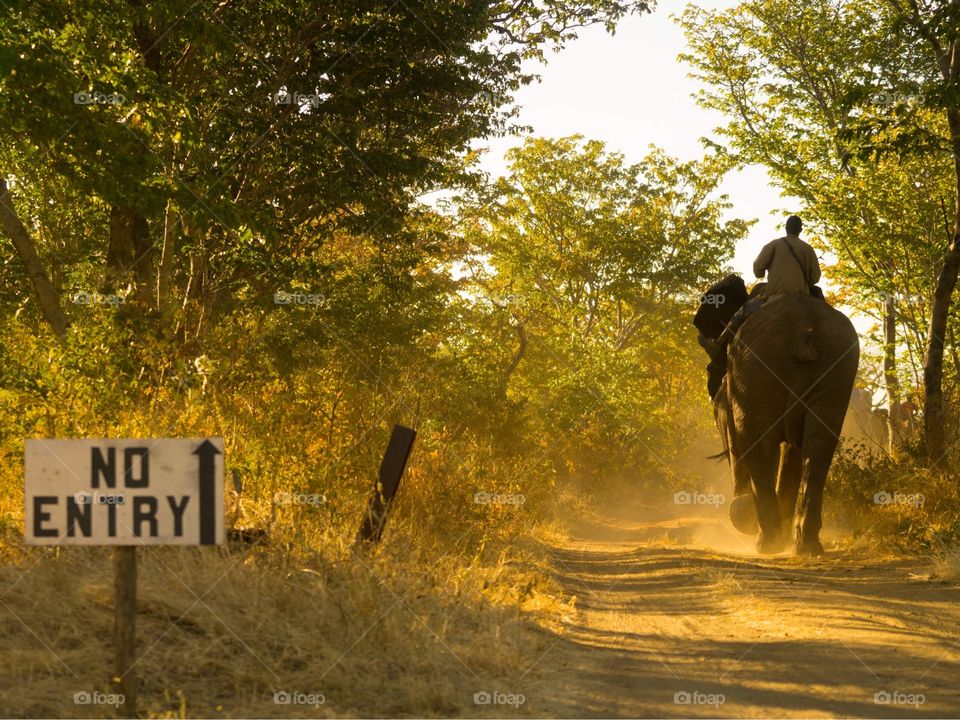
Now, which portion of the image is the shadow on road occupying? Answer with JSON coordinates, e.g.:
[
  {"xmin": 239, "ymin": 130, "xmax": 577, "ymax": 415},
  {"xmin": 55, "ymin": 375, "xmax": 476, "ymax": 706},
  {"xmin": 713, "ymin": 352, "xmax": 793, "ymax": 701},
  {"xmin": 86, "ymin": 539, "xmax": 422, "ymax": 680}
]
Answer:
[{"xmin": 525, "ymin": 504, "xmax": 960, "ymax": 718}]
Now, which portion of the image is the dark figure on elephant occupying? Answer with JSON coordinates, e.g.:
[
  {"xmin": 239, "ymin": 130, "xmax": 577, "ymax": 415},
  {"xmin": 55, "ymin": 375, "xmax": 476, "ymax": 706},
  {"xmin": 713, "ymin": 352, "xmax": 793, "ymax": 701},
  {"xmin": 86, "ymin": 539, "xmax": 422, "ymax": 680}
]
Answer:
[{"xmin": 692, "ymin": 217, "xmax": 859, "ymax": 557}]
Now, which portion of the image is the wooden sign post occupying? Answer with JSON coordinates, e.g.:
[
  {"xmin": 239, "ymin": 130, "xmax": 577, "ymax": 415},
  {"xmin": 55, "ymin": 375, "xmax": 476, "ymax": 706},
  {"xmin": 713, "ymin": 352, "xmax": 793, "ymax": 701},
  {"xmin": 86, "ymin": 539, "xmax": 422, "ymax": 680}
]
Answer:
[
  {"xmin": 25, "ymin": 438, "xmax": 224, "ymax": 717},
  {"xmin": 113, "ymin": 546, "xmax": 137, "ymax": 714},
  {"xmin": 356, "ymin": 425, "xmax": 416, "ymax": 545}
]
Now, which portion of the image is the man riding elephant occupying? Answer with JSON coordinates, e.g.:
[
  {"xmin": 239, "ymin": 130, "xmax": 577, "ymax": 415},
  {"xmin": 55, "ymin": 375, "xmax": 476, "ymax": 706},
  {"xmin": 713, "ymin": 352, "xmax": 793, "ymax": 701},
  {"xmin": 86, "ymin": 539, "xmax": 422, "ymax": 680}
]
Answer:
[
  {"xmin": 693, "ymin": 216, "xmax": 859, "ymax": 557},
  {"xmin": 701, "ymin": 215, "xmax": 822, "ymax": 357},
  {"xmin": 754, "ymin": 214, "xmax": 821, "ymax": 297}
]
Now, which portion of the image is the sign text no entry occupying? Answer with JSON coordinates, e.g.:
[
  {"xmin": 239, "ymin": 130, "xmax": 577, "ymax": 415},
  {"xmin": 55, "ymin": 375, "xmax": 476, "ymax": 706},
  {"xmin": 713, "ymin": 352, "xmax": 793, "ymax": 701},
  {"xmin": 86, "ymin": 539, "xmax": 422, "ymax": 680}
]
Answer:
[{"xmin": 25, "ymin": 438, "xmax": 224, "ymax": 545}]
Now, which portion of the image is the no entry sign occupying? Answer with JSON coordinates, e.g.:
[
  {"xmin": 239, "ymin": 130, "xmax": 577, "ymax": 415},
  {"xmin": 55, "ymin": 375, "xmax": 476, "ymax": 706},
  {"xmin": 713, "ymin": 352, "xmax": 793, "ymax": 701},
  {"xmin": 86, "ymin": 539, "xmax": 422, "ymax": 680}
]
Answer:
[{"xmin": 25, "ymin": 438, "xmax": 224, "ymax": 545}]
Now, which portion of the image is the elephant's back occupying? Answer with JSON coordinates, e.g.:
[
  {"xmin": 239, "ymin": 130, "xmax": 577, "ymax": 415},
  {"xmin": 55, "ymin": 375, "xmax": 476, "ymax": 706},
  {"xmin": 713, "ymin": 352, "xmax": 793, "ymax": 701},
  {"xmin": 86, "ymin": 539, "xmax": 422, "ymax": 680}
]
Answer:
[
  {"xmin": 728, "ymin": 294, "xmax": 859, "ymax": 446},
  {"xmin": 733, "ymin": 293, "xmax": 859, "ymax": 383}
]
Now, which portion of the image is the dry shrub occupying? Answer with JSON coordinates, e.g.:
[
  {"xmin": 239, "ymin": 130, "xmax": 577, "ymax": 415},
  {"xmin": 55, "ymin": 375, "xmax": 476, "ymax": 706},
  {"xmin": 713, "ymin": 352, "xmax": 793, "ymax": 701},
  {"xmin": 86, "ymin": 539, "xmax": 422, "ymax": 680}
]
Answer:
[{"xmin": 828, "ymin": 444, "xmax": 960, "ymax": 553}]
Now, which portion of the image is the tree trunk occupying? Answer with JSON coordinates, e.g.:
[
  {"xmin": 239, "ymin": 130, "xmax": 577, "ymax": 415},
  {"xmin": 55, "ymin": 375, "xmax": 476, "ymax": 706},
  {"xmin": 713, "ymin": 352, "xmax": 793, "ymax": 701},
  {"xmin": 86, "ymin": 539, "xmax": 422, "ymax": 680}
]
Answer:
[
  {"xmin": 496, "ymin": 323, "xmax": 527, "ymax": 400},
  {"xmin": 0, "ymin": 177, "xmax": 69, "ymax": 339},
  {"xmin": 156, "ymin": 199, "xmax": 176, "ymax": 316},
  {"xmin": 883, "ymin": 295, "xmax": 900, "ymax": 457},
  {"xmin": 107, "ymin": 205, "xmax": 154, "ymax": 299},
  {"xmin": 923, "ymin": 237, "xmax": 960, "ymax": 469},
  {"xmin": 922, "ymin": 110, "xmax": 960, "ymax": 470}
]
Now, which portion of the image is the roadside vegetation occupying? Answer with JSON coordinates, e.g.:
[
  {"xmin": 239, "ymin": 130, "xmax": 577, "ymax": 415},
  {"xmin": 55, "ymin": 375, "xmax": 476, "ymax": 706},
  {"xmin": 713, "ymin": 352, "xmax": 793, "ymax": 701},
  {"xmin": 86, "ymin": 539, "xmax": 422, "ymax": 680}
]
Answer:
[{"xmin": 2, "ymin": 0, "xmax": 960, "ymax": 715}]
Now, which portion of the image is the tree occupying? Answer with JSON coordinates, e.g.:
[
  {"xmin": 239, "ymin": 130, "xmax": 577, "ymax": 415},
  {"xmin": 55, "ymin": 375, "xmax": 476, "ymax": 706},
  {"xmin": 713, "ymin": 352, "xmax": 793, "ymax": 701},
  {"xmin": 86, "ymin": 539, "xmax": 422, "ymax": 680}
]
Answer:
[
  {"xmin": 0, "ymin": 0, "xmax": 652, "ymax": 342},
  {"xmin": 455, "ymin": 136, "xmax": 750, "ymax": 482},
  {"xmin": 680, "ymin": 0, "xmax": 958, "ymax": 465},
  {"xmin": 0, "ymin": 178, "xmax": 69, "ymax": 339},
  {"xmin": 882, "ymin": 0, "xmax": 960, "ymax": 468}
]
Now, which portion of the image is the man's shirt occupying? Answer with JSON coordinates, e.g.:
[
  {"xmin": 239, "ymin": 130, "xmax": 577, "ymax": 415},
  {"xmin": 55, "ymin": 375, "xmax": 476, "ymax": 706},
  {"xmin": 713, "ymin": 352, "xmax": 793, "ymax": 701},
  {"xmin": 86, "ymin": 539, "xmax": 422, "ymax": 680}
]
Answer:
[{"xmin": 753, "ymin": 233, "xmax": 821, "ymax": 296}]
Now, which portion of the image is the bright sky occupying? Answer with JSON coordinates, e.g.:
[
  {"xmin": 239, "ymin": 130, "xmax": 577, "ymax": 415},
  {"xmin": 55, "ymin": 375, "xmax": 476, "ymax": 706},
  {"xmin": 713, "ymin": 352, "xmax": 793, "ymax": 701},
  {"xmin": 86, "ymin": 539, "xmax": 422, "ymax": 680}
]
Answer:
[{"xmin": 475, "ymin": 1, "xmax": 800, "ymax": 280}]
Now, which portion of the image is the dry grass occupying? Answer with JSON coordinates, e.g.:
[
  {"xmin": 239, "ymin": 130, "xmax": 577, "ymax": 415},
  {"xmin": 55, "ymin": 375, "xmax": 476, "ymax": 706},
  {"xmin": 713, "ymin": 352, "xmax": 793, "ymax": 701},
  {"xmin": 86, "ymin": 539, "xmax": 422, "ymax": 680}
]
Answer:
[
  {"xmin": 932, "ymin": 545, "xmax": 960, "ymax": 581},
  {"xmin": 700, "ymin": 568, "xmax": 744, "ymax": 595},
  {"xmin": 0, "ymin": 435, "xmax": 572, "ymax": 718},
  {"xmin": 0, "ymin": 530, "xmax": 569, "ymax": 718}
]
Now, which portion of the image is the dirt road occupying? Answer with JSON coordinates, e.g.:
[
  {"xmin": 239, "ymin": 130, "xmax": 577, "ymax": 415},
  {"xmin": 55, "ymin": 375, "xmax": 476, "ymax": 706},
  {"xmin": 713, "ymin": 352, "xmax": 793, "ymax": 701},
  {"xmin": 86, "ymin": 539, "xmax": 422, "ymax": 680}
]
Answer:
[{"xmin": 533, "ymin": 505, "xmax": 960, "ymax": 718}]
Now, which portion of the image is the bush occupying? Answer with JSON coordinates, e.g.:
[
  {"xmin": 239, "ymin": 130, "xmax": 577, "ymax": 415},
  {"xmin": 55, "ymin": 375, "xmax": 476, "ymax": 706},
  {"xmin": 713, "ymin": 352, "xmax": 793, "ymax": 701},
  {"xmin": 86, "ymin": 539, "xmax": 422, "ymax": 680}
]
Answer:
[{"xmin": 828, "ymin": 442, "xmax": 960, "ymax": 553}]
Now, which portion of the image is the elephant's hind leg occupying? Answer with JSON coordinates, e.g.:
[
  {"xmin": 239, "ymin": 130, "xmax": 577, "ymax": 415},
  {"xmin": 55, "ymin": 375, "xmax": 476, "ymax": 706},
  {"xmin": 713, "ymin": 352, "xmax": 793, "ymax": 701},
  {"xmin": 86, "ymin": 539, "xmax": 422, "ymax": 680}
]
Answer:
[
  {"xmin": 796, "ymin": 423, "xmax": 840, "ymax": 557},
  {"xmin": 777, "ymin": 444, "xmax": 803, "ymax": 547},
  {"xmin": 742, "ymin": 433, "xmax": 786, "ymax": 554}
]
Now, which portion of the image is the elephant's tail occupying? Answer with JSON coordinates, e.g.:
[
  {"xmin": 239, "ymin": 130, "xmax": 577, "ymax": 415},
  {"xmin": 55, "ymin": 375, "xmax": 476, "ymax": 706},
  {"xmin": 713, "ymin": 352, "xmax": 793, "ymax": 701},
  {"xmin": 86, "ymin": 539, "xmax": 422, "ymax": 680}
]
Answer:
[{"xmin": 795, "ymin": 327, "xmax": 819, "ymax": 363}]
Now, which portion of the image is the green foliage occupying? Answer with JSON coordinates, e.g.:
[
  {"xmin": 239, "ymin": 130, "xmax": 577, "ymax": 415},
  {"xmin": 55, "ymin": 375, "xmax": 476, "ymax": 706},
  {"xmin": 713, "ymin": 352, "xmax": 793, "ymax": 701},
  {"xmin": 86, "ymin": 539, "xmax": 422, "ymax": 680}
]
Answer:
[
  {"xmin": 453, "ymin": 136, "xmax": 748, "ymax": 488},
  {"xmin": 681, "ymin": 0, "xmax": 960, "ymax": 412},
  {"xmin": 0, "ymin": 0, "xmax": 739, "ymax": 583}
]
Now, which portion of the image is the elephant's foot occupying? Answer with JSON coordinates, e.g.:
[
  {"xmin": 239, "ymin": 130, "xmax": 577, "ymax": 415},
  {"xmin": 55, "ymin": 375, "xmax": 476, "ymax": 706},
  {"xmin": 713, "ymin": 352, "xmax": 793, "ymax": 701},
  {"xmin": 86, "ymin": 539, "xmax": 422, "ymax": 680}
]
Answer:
[
  {"xmin": 729, "ymin": 494, "xmax": 758, "ymax": 535},
  {"xmin": 755, "ymin": 529, "xmax": 786, "ymax": 554},
  {"xmin": 795, "ymin": 535, "xmax": 824, "ymax": 558}
]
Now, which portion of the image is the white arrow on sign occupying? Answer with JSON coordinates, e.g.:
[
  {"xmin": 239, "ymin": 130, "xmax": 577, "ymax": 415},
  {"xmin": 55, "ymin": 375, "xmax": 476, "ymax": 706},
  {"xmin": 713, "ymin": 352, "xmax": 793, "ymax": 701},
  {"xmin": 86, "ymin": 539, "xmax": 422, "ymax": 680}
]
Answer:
[{"xmin": 24, "ymin": 438, "xmax": 224, "ymax": 545}]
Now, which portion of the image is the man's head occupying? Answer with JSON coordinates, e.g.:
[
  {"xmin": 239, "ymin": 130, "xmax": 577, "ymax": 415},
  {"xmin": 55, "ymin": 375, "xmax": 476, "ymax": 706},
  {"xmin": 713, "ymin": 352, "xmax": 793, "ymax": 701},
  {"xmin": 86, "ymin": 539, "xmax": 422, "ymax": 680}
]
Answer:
[{"xmin": 786, "ymin": 215, "xmax": 802, "ymax": 235}]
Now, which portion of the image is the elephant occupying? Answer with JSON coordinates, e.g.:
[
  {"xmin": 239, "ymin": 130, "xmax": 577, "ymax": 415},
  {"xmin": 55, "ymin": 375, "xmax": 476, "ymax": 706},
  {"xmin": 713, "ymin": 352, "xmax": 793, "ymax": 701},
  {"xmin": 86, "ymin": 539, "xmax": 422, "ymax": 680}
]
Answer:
[{"xmin": 694, "ymin": 278, "xmax": 859, "ymax": 556}]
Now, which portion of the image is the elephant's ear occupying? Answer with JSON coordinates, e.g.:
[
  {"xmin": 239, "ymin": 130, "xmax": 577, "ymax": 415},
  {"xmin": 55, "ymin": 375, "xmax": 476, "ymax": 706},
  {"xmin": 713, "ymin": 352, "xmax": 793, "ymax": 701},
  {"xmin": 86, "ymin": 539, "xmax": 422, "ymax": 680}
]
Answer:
[{"xmin": 693, "ymin": 274, "xmax": 748, "ymax": 339}]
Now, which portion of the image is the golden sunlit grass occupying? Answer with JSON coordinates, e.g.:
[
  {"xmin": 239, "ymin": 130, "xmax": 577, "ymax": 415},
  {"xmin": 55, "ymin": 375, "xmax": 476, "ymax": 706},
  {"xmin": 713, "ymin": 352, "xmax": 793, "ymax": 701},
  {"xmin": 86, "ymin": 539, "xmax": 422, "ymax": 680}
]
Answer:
[
  {"xmin": 0, "ymin": 406, "xmax": 573, "ymax": 718},
  {"xmin": 0, "ymin": 528, "xmax": 569, "ymax": 718},
  {"xmin": 700, "ymin": 568, "xmax": 744, "ymax": 595},
  {"xmin": 932, "ymin": 545, "xmax": 960, "ymax": 581}
]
